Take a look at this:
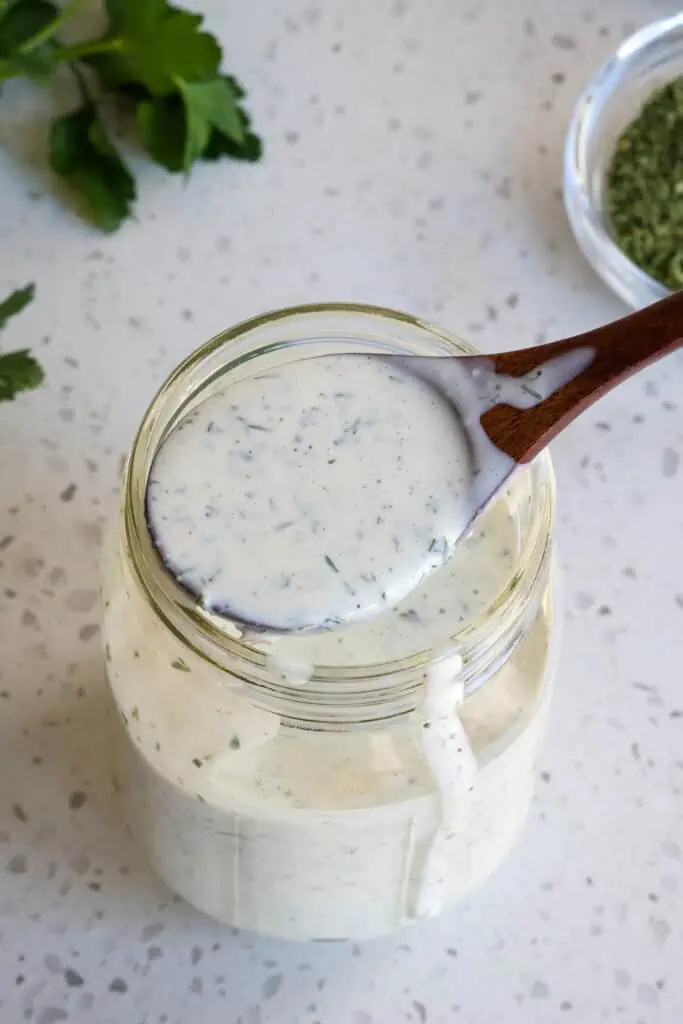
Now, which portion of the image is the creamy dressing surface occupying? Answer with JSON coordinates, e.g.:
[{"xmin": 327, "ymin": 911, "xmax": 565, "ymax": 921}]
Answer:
[{"xmin": 147, "ymin": 354, "xmax": 475, "ymax": 632}]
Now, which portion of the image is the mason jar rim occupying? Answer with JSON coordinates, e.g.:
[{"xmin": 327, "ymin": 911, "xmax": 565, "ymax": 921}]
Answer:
[{"xmin": 123, "ymin": 302, "xmax": 556, "ymax": 726}]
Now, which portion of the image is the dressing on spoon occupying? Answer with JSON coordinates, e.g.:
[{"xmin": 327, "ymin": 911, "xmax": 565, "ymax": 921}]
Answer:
[
  {"xmin": 146, "ymin": 353, "xmax": 475, "ymax": 632},
  {"xmin": 147, "ymin": 289, "xmax": 683, "ymax": 633}
]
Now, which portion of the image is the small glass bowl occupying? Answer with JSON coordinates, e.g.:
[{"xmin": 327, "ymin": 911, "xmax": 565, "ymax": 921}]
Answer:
[{"xmin": 563, "ymin": 13, "xmax": 683, "ymax": 309}]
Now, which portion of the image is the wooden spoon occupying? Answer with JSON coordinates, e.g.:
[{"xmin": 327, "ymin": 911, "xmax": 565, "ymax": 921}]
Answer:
[
  {"xmin": 389, "ymin": 289, "xmax": 683, "ymax": 516},
  {"xmin": 198, "ymin": 292, "xmax": 683, "ymax": 636}
]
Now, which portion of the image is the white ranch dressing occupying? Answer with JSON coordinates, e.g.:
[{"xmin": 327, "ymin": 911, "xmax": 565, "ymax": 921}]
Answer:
[
  {"xmin": 147, "ymin": 354, "xmax": 474, "ymax": 631},
  {"xmin": 103, "ymin": 342, "xmax": 567, "ymax": 939},
  {"xmin": 140, "ymin": 347, "xmax": 586, "ymax": 930},
  {"xmin": 146, "ymin": 347, "xmax": 593, "ymax": 634},
  {"xmin": 412, "ymin": 647, "xmax": 478, "ymax": 919}
]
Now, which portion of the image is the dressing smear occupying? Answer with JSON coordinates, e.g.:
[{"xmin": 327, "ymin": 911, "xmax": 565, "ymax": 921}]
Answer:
[{"xmin": 147, "ymin": 354, "xmax": 475, "ymax": 632}]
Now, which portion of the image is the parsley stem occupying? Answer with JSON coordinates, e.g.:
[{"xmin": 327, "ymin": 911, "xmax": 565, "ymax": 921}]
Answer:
[
  {"xmin": 18, "ymin": 0, "xmax": 88, "ymax": 55},
  {"xmin": 51, "ymin": 38, "xmax": 125, "ymax": 64}
]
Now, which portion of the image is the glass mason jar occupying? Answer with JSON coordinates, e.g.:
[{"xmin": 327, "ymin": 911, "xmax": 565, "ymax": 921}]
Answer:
[{"xmin": 102, "ymin": 304, "xmax": 557, "ymax": 941}]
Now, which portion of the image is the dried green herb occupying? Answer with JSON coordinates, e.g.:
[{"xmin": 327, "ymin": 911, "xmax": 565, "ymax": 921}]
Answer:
[{"xmin": 605, "ymin": 78, "xmax": 683, "ymax": 290}]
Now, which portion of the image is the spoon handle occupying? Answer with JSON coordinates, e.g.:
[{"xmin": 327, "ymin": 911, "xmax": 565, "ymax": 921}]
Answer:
[{"xmin": 481, "ymin": 289, "xmax": 683, "ymax": 463}]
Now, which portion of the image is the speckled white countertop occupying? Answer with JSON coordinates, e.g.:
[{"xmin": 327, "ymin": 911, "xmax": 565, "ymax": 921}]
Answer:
[{"xmin": 1, "ymin": 1, "xmax": 682, "ymax": 1022}]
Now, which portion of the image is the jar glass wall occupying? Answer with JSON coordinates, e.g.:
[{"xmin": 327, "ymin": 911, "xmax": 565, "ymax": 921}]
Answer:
[{"xmin": 102, "ymin": 304, "xmax": 557, "ymax": 941}]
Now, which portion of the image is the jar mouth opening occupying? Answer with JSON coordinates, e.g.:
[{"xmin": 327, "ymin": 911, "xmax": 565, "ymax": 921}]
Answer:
[{"xmin": 124, "ymin": 303, "xmax": 555, "ymax": 703}]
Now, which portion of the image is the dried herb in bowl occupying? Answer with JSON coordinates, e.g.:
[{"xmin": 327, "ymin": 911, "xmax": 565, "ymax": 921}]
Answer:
[{"xmin": 605, "ymin": 77, "xmax": 683, "ymax": 291}]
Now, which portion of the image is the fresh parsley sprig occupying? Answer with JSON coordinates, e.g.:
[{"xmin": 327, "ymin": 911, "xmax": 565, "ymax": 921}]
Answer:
[
  {"xmin": 0, "ymin": 284, "xmax": 43, "ymax": 403},
  {"xmin": 0, "ymin": 0, "xmax": 262, "ymax": 232}
]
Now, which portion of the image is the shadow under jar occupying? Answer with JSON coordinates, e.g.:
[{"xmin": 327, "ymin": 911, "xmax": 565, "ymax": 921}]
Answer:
[{"xmin": 102, "ymin": 304, "xmax": 558, "ymax": 941}]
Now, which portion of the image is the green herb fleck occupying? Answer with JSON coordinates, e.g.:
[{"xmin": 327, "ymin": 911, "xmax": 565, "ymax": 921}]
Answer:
[
  {"xmin": 399, "ymin": 608, "xmax": 421, "ymax": 623},
  {"xmin": 229, "ymin": 735, "xmax": 241, "ymax": 750},
  {"xmin": 605, "ymin": 77, "xmax": 683, "ymax": 290},
  {"xmin": 192, "ymin": 757, "xmax": 202, "ymax": 767},
  {"xmin": 131, "ymin": 705, "xmax": 139, "ymax": 721},
  {"xmin": 171, "ymin": 657, "xmax": 190, "ymax": 672},
  {"xmin": 323, "ymin": 554, "xmax": 340, "ymax": 573}
]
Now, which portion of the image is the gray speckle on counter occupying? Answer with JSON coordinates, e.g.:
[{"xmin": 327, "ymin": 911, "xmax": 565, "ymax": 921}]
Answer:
[
  {"xmin": 0, "ymin": 1, "xmax": 682, "ymax": 1022},
  {"xmin": 59, "ymin": 483, "xmax": 77, "ymax": 503},
  {"xmin": 12, "ymin": 803, "xmax": 27, "ymax": 823},
  {"xmin": 67, "ymin": 791, "xmax": 87, "ymax": 811},
  {"xmin": 662, "ymin": 446, "xmax": 680, "ymax": 477},
  {"xmin": 412, "ymin": 999, "xmax": 428, "ymax": 1021},
  {"xmin": 35, "ymin": 1009, "xmax": 68, "ymax": 1024},
  {"xmin": 6, "ymin": 854, "xmax": 27, "ymax": 875},
  {"xmin": 263, "ymin": 973, "xmax": 284, "ymax": 999},
  {"xmin": 43, "ymin": 954, "xmax": 61, "ymax": 974},
  {"xmin": 63, "ymin": 967, "xmax": 84, "ymax": 987},
  {"xmin": 551, "ymin": 33, "xmax": 577, "ymax": 49}
]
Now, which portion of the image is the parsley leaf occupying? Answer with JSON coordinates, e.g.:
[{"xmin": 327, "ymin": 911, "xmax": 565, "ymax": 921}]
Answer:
[
  {"xmin": 0, "ymin": 0, "xmax": 58, "ymax": 56},
  {"xmin": 176, "ymin": 77, "xmax": 243, "ymax": 168},
  {"xmin": 0, "ymin": 0, "xmax": 58, "ymax": 80},
  {"xmin": 0, "ymin": 283, "xmax": 35, "ymax": 330},
  {"xmin": 0, "ymin": 283, "xmax": 43, "ymax": 404},
  {"xmin": 1, "ymin": 0, "xmax": 262, "ymax": 230},
  {"xmin": 136, "ymin": 92, "xmax": 186, "ymax": 172},
  {"xmin": 137, "ymin": 75, "xmax": 257, "ymax": 173},
  {"xmin": 87, "ymin": 1, "xmax": 221, "ymax": 96},
  {"xmin": 202, "ymin": 74, "xmax": 262, "ymax": 163},
  {"xmin": 0, "ymin": 349, "xmax": 44, "ymax": 401},
  {"xmin": 0, "ymin": 49, "xmax": 54, "ymax": 82},
  {"xmin": 49, "ymin": 101, "xmax": 135, "ymax": 232},
  {"xmin": 203, "ymin": 108, "xmax": 263, "ymax": 164}
]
